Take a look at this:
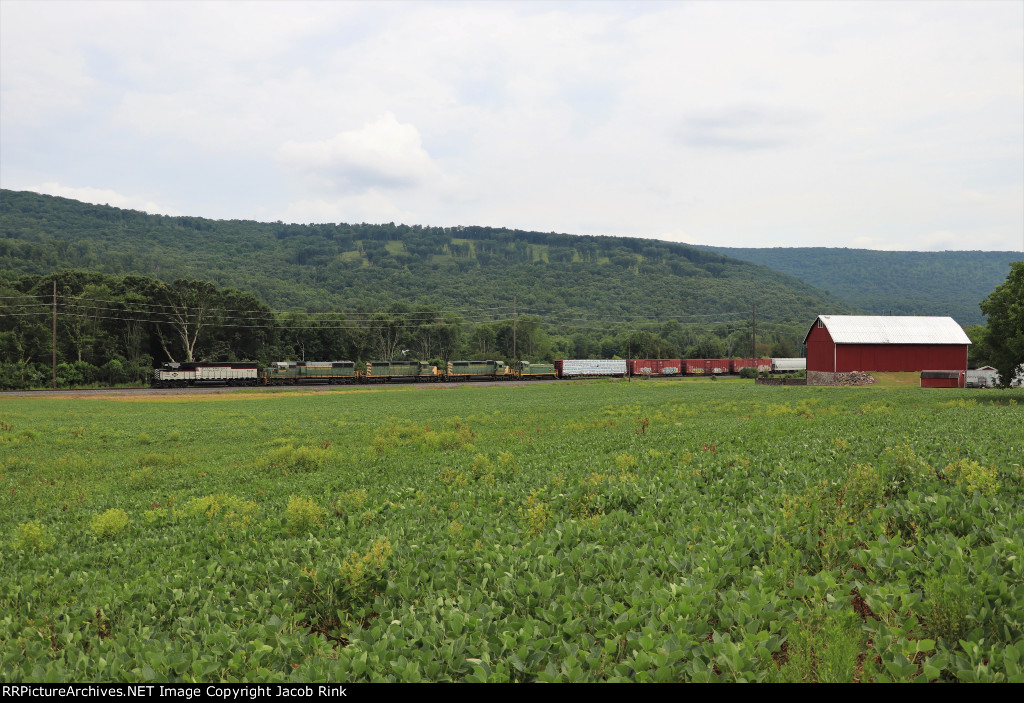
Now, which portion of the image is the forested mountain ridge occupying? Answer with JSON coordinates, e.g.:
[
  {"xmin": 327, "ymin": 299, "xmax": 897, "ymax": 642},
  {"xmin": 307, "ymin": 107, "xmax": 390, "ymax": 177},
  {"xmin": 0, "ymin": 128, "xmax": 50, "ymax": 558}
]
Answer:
[
  {"xmin": 696, "ymin": 246, "xmax": 1022, "ymax": 326},
  {"xmin": 0, "ymin": 189, "xmax": 852, "ymax": 331}
]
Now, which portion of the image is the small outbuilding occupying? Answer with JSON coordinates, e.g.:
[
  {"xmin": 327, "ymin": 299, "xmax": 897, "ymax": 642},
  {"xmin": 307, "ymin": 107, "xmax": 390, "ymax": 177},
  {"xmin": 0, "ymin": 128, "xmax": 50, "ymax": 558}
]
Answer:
[
  {"xmin": 921, "ymin": 370, "xmax": 965, "ymax": 388},
  {"xmin": 804, "ymin": 315, "xmax": 970, "ymax": 385}
]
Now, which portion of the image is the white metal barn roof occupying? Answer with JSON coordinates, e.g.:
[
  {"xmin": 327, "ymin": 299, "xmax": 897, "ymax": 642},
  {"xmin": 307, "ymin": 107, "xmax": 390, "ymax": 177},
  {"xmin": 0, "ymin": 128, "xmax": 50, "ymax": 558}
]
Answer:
[{"xmin": 810, "ymin": 316, "xmax": 972, "ymax": 345}]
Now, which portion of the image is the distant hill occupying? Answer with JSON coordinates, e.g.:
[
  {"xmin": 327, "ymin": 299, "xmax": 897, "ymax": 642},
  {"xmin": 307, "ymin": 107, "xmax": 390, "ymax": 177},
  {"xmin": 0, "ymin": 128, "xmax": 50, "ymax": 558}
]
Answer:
[
  {"xmin": 0, "ymin": 190, "xmax": 853, "ymax": 334},
  {"xmin": 696, "ymin": 246, "xmax": 1022, "ymax": 326}
]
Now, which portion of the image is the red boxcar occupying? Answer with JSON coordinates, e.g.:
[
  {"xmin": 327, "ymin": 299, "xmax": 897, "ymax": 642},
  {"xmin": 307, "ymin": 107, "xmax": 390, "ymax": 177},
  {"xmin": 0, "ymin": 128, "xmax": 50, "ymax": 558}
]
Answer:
[
  {"xmin": 684, "ymin": 359, "xmax": 711, "ymax": 375},
  {"xmin": 730, "ymin": 358, "xmax": 772, "ymax": 373},
  {"xmin": 628, "ymin": 359, "xmax": 683, "ymax": 376},
  {"xmin": 707, "ymin": 359, "xmax": 731, "ymax": 374}
]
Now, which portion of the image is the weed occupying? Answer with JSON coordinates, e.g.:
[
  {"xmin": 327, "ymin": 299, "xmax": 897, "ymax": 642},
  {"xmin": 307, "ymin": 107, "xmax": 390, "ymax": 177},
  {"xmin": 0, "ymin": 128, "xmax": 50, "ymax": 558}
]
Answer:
[
  {"xmin": 943, "ymin": 458, "xmax": 999, "ymax": 496},
  {"xmin": 497, "ymin": 451, "xmax": 516, "ymax": 472},
  {"xmin": 439, "ymin": 468, "xmax": 469, "ymax": 486},
  {"xmin": 334, "ymin": 488, "xmax": 368, "ymax": 517},
  {"xmin": 843, "ymin": 464, "xmax": 885, "ymax": 516},
  {"xmin": 775, "ymin": 608, "xmax": 863, "ymax": 682},
  {"xmin": 285, "ymin": 495, "xmax": 325, "ymax": 532},
  {"xmin": 14, "ymin": 521, "xmax": 54, "ymax": 551},
  {"xmin": 338, "ymin": 537, "xmax": 393, "ymax": 600},
  {"xmin": 924, "ymin": 574, "xmax": 975, "ymax": 644},
  {"xmin": 90, "ymin": 508, "xmax": 129, "ymax": 539},
  {"xmin": 142, "ymin": 508, "xmax": 170, "ymax": 526},
  {"xmin": 267, "ymin": 444, "xmax": 328, "ymax": 473},
  {"xmin": 615, "ymin": 454, "xmax": 638, "ymax": 470},
  {"xmin": 372, "ymin": 421, "xmax": 475, "ymax": 455},
  {"xmin": 519, "ymin": 490, "xmax": 550, "ymax": 538},
  {"xmin": 880, "ymin": 444, "xmax": 930, "ymax": 495},
  {"xmin": 186, "ymin": 494, "xmax": 258, "ymax": 529},
  {"xmin": 470, "ymin": 453, "xmax": 495, "ymax": 481}
]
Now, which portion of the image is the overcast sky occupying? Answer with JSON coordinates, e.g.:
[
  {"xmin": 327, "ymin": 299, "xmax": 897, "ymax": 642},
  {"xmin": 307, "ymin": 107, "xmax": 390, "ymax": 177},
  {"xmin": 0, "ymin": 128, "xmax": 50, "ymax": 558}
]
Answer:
[{"xmin": 2, "ymin": 0, "xmax": 1022, "ymax": 251}]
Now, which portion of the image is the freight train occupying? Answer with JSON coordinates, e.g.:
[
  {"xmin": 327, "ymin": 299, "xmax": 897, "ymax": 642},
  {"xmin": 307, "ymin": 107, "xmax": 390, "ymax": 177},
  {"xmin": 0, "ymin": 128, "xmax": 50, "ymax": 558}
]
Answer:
[{"xmin": 151, "ymin": 357, "xmax": 803, "ymax": 388}]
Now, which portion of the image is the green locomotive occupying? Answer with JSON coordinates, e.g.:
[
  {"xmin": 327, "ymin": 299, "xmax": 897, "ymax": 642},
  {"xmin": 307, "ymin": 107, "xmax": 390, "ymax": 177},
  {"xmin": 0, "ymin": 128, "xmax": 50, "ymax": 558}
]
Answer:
[
  {"xmin": 365, "ymin": 360, "xmax": 441, "ymax": 382},
  {"xmin": 446, "ymin": 359, "xmax": 512, "ymax": 381},
  {"xmin": 263, "ymin": 361, "xmax": 357, "ymax": 385},
  {"xmin": 514, "ymin": 361, "xmax": 557, "ymax": 379}
]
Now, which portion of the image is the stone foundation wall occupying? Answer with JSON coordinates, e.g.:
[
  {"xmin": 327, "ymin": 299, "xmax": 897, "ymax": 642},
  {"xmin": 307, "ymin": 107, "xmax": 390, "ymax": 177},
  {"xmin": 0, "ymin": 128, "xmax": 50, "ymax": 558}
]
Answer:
[
  {"xmin": 755, "ymin": 378, "xmax": 807, "ymax": 386},
  {"xmin": 807, "ymin": 371, "xmax": 834, "ymax": 386},
  {"xmin": 807, "ymin": 371, "xmax": 877, "ymax": 386}
]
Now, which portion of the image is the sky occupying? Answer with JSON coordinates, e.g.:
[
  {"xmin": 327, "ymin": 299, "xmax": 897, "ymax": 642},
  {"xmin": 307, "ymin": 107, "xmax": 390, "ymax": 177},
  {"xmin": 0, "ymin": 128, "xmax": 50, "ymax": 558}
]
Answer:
[{"xmin": 1, "ymin": 0, "xmax": 1022, "ymax": 252}]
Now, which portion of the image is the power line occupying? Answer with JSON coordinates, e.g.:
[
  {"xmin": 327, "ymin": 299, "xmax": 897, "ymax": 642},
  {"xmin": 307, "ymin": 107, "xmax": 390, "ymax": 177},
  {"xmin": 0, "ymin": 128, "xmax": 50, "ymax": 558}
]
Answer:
[
  {"xmin": 49, "ymin": 295, "xmax": 512, "ymax": 317},
  {"xmin": 30, "ymin": 310, "xmax": 516, "ymax": 331}
]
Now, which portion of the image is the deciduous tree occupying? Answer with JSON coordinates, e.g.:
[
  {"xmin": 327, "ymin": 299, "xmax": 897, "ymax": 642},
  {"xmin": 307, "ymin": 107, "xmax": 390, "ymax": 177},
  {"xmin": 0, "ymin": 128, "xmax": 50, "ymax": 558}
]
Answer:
[{"xmin": 979, "ymin": 262, "xmax": 1024, "ymax": 388}]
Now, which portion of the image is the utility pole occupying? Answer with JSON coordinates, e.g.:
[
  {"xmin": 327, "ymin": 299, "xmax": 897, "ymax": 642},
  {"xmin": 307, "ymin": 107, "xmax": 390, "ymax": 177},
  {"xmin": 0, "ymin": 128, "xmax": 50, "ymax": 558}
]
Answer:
[
  {"xmin": 52, "ymin": 280, "xmax": 57, "ymax": 390},
  {"xmin": 513, "ymin": 295, "xmax": 517, "ymax": 362},
  {"xmin": 751, "ymin": 303, "xmax": 756, "ymax": 361},
  {"xmin": 627, "ymin": 327, "xmax": 631, "ymax": 383}
]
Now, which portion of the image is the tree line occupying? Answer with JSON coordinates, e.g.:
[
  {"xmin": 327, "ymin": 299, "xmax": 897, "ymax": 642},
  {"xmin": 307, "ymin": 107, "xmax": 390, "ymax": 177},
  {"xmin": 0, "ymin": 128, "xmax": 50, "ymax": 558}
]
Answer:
[{"xmin": 0, "ymin": 270, "xmax": 806, "ymax": 390}]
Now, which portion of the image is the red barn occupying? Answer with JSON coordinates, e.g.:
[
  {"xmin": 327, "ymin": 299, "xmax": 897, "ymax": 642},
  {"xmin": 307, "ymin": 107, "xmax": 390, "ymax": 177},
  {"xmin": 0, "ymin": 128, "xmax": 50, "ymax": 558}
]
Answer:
[{"xmin": 804, "ymin": 316, "xmax": 970, "ymax": 384}]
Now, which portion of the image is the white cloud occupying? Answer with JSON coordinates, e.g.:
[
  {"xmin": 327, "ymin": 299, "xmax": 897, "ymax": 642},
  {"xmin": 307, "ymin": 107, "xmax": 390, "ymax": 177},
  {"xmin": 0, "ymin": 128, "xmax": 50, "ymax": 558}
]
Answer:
[
  {"xmin": 26, "ymin": 182, "xmax": 179, "ymax": 216},
  {"xmin": 277, "ymin": 113, "xmax": 445, "ymax": 192}
]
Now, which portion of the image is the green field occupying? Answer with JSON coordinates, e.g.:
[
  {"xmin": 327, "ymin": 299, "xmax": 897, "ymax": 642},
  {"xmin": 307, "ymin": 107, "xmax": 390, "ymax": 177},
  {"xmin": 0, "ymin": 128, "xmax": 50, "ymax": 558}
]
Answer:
[{"xmin": 2, "ymin": 381, "xmax": 1023, "ymax": 682}]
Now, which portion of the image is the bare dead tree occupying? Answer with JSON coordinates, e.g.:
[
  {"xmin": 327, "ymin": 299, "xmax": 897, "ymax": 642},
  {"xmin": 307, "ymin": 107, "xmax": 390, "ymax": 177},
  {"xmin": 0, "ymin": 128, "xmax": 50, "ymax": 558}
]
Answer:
[
  {"xmin": 372, "ymin": 314, "xmax": 404, "ymax": 360},
  {"xmin": 160, "ymin": 279, "xmax": 218, "ymax": 362}
]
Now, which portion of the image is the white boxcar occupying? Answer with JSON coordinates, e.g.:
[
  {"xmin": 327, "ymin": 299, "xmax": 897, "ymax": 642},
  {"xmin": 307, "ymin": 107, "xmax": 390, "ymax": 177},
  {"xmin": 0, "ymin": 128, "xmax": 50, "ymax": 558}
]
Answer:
[
  {"xmin": 557, "ymin": 359, "xmax": 628, "ymax": 377},
  {"xmin": 772, "ymin": 358, "xmax": 806, "ymax": 372}
]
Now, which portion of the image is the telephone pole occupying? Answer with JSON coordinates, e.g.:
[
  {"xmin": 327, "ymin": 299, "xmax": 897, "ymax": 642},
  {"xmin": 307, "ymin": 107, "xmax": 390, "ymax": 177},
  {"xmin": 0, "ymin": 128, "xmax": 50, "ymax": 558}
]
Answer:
[
  {"xmin": 513, "ymin": 295, "xmax": 517, "ymax": 361},
  {"xmin": 52, "ymin": 280, "xmax": 57, "ymax": 390},
  {"xmin": 751, "ymin": 303, "xmax": 756, "ymax": 361}
]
